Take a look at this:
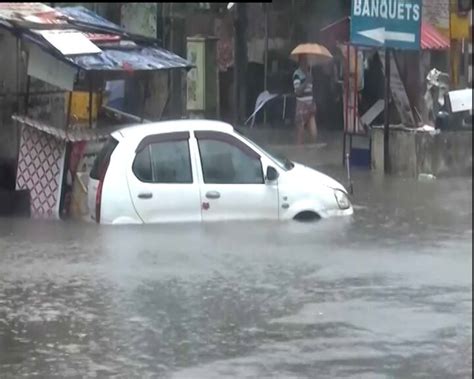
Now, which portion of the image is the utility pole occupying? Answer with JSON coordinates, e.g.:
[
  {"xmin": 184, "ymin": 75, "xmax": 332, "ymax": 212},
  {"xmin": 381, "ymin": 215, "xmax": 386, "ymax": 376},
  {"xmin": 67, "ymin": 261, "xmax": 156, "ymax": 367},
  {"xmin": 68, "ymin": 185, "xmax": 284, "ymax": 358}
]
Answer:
[
  {"xmin": 232, "ymin": 6, "xmax": 239, "ymax": 126},
  {"xmin": 233, "ymin": 2, "xmax": 248, "ymax": 126},
  {"xmin": 263, "ymin": 3, "xmax": 269, "ymax": 127},
  {"xmin": 383, "ymin": 49, "xmax": 391, "ymax": 174}
]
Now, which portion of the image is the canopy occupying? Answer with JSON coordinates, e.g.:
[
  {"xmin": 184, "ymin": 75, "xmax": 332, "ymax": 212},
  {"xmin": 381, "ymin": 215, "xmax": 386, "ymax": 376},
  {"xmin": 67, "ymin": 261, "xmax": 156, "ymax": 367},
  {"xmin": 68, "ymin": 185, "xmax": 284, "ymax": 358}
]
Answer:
[{"xmin": 0, "ymin": 3, "xmax": 193, "ymax": 80}]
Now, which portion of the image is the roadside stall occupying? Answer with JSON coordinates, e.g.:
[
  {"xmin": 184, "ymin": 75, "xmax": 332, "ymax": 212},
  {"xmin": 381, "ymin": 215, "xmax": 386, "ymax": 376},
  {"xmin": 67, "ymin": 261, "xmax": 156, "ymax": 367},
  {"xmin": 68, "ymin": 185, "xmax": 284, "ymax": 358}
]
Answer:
[{"xmin": 0, "ymin": 4, "xmax": 193, "ymax": 220}]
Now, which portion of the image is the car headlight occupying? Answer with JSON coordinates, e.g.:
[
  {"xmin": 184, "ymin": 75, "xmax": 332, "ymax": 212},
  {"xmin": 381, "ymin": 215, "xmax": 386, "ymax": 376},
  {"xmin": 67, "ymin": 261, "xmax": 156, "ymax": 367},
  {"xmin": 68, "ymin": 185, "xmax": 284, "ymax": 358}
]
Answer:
[{"xmin": 334, "ymin": 190, "xmax": 351, "ymax": 210}]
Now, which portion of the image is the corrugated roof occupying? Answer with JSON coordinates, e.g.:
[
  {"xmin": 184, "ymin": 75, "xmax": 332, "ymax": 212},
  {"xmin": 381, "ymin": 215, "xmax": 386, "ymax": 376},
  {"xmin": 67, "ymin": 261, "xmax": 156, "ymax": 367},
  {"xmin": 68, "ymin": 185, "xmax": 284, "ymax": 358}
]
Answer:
[
  {"xmin": 67, "ymin": 46, "xmax": 192, "ymax": 72},
  {"xmin": 59, "ymin": 6, "xmax": 122, "ymax": 32},
  {"xmin": 0, "ymin": 3, "xmax": 193, "ymax": 75},
  {"xmin": 12, "ymin": 114, "xmax": 123, "ymax": 142},
  {"xmin": 0, "ymin": 3, "xmax": 63, "ymax": 23},
  {"xmin": 421, "ymin": 22, "xmax": 450, "ymax": 50}
]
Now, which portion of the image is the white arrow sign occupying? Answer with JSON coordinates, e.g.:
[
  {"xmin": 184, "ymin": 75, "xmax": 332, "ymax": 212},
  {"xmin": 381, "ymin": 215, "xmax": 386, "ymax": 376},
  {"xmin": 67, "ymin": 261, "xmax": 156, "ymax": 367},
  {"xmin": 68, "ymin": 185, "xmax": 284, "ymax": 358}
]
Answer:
[{"xmin": 358, "ymin": 27, "xmax": 415, "ymax": 44}]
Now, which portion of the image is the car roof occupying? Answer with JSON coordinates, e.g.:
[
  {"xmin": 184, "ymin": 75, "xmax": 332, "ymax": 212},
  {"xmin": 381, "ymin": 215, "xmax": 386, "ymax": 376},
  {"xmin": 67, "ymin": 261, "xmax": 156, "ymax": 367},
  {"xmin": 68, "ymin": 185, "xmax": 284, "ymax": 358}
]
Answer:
[{"xmin": 113, "ymin": 119, "xmax": 234, "ymax": 140}]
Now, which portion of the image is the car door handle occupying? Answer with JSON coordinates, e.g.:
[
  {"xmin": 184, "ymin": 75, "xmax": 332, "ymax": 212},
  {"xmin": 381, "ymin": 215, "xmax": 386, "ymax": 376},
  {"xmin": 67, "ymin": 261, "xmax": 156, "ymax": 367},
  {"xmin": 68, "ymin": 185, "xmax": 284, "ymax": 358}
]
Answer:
[
  {"xmin": 206, "ymin": 191, "xmax": 221, "ymax": 199},
  {"xmin": 138, "ymin": 192, "xmax": 153, "ymax": 199}
]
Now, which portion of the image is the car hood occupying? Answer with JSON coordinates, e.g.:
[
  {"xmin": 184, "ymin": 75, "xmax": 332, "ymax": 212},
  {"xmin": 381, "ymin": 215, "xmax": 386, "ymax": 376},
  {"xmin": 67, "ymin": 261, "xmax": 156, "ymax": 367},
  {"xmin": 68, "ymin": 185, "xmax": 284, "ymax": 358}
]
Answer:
[{"xmin": 287, "ymin": 163, "xmax": 347, "ymax": 193}]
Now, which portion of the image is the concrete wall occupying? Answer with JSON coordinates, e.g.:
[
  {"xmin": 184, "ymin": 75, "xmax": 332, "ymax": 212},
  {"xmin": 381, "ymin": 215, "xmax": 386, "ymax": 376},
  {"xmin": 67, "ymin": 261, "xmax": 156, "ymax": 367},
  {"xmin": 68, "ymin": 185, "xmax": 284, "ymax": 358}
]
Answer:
[
  {"xmin": 0, "ymin": 30, "xmax": 23, "ymax": 164},
  {"xmin": 389, "ymin": 130, "xmax": 418, "ymax": 177},
  {"xmin": 121, "ymin": 3, "xmax": 157, "ymax": 38},
  {"xmin": 425, "ymin": 132, "xmax": 473, "ymax": 177},
  {"xmin": 0, "ymin": 30, "xmax": 26, "ymax": 189},
  {"xmin": 0, "ymin": 30, "xmax": 70, "ymax": 189},
  {"xmin": 371, "ymin": 128, "xmax": 473, "ymax": 178},
  {"xmin": 120, "ymin": 4, "xmax": 165, "ymax": 120},
  {"xmin": 0, "ymin": 34, "xmax": 67, "ymax": 149}
]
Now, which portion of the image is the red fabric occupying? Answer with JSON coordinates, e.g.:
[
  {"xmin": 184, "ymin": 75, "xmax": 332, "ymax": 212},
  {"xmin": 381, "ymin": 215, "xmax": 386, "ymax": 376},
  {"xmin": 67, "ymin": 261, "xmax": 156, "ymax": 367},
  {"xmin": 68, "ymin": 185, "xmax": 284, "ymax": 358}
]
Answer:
[
  {"xmin": 69, "ymin": 141, "xmax": 87, "ymax": 177},
  {"xmin": 122, "ymin": 62, "xmax": 134, "ymax": 74},
  {"xmin": 421, "ymin": 22, "xmax": 450, "ymax": 50}
]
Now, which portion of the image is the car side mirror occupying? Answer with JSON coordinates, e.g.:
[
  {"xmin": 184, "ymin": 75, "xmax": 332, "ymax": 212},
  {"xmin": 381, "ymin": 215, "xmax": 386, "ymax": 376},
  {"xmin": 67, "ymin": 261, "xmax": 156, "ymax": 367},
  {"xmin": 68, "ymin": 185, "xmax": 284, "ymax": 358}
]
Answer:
[{"xmin": 266, "ymin": 166, "xmax": 279, "ymax": 181}]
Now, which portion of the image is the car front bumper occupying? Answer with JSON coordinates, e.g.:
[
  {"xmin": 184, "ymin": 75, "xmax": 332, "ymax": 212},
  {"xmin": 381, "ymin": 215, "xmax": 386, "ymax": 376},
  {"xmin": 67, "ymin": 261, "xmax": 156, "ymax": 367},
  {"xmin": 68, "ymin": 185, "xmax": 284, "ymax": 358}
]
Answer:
[{"xmin": 321, "ymin": 206, "xmax": 354, "ymax": 218}]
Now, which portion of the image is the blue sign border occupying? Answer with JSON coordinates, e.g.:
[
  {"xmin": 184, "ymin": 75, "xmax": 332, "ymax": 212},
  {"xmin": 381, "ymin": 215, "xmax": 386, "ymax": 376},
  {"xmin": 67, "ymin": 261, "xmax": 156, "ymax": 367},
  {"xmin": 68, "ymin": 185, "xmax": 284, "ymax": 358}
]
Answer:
[{"xmin": 350, "ymin": 0, "xmax": 422, "ymax": 50}]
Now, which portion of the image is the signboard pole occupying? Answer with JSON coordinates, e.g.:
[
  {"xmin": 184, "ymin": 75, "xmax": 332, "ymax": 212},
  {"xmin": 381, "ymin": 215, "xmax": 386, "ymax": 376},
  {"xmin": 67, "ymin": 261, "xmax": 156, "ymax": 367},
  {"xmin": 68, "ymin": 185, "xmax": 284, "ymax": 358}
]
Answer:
[
  {"xmin": 263, "ymin": 3, "xmax": 269, "ymax": 127},
  {"xmin": 383, "ymin": 48, "xmax": 391, "ymax": 174},
  {"xmin": 350, "ymin": 0, "xmax": 422, "ymax": 175}
]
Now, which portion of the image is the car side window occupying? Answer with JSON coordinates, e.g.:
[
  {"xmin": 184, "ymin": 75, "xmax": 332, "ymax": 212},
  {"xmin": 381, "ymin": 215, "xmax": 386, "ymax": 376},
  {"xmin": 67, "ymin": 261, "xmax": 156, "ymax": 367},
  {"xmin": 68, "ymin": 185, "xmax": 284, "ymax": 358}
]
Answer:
[
  {"xmin": 132, "ymin": 139, "xmax": 193, "ymax": 184},
  {"xmin": 133, "ymin": 145, "xmax": 152, "ymax": 182},
  {"xmin": 197, "ymin": 135, "xmax": 264, "ymax": 184}
]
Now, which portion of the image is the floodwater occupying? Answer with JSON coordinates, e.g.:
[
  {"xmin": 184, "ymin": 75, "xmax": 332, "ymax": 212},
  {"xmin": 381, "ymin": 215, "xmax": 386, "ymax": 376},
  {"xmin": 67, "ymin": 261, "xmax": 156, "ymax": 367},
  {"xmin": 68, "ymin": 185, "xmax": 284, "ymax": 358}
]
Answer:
[{"xmin": 0, "ymin": 148, "xmax": 472, "ymax": 378}]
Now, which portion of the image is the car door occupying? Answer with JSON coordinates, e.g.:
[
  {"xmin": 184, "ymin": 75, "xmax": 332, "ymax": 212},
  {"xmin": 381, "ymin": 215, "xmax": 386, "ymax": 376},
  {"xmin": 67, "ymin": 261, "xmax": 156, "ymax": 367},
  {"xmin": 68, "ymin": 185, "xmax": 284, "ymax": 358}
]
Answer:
[
  {"xmin": 127, "ymin": 131, "xmax": 202, "ymax": 223},
  {"xmin": 194, "ymin": 131, "xmax": 279, "ymax": 221}
]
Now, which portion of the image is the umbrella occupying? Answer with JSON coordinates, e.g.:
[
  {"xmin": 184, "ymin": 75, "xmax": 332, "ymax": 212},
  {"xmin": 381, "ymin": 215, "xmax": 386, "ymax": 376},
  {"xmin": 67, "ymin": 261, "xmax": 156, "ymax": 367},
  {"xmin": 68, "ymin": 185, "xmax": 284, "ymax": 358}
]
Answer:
[{"xmin": 290, "ymin": 43, "xmax": 333, "ymax": 66}]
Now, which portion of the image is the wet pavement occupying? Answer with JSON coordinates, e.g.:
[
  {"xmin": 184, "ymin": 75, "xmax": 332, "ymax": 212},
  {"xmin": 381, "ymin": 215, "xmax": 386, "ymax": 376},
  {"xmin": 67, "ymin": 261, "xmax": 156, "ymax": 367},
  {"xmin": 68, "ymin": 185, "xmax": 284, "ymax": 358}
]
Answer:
[{"xmin": 0, "ymin": 142, "xmax": 471, "ymax": 378}]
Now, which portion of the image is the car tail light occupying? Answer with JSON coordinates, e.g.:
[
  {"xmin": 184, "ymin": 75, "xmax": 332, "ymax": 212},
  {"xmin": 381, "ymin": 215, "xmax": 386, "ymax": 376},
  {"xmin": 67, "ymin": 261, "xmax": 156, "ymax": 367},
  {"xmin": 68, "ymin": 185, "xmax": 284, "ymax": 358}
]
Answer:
[{"xmin": 95, "ymin": 159, "xmax": 110, "ymax": 224}]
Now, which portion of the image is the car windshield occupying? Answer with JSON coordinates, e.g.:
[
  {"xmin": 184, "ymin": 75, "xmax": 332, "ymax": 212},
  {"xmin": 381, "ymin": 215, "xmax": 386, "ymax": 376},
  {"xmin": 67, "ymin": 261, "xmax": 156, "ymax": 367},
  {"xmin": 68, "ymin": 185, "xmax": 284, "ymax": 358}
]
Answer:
[{"xmin": 235, "ymin": 130, "xmax": 294, "ymax": 171}]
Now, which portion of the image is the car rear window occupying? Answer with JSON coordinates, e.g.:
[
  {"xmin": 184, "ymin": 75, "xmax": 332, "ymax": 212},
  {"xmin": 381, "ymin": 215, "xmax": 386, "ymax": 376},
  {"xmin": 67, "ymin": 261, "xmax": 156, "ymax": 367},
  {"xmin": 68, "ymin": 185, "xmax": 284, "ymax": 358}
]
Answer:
[{"xmin": 90, "ymin": 137, "xmax": 119, "ymax": 180}]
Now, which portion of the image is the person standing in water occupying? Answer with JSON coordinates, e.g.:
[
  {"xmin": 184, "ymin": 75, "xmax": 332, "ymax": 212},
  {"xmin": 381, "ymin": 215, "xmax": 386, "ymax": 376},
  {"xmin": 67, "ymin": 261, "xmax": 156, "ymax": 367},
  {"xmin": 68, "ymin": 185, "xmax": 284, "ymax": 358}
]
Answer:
[{"xmin": 293, "ymin": 54, "xmax": 317, "ymax": 145}]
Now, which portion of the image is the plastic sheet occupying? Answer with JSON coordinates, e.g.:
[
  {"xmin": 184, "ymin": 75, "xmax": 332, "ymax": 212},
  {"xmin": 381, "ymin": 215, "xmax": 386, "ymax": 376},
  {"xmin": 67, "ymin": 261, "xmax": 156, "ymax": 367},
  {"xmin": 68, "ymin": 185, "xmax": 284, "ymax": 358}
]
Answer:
[
  {"xmin": 59, "ymin": 6, "xmax": 122, "ymax": 32},
  {"xmin": 68, "ymin": 46, "xmax": 192, "ymax": 71}
]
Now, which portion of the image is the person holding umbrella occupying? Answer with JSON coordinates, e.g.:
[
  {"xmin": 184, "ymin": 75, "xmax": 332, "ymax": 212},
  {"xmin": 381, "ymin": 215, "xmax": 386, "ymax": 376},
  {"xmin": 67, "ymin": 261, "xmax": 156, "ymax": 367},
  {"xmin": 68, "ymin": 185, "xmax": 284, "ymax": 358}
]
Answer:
[
  {"xmin": 293, "ymin": 54, "xmax": 317, "ymax": 145},
  {"xmin": 291, "ymin": 43, "xmax": 333, "ymax": 145}
]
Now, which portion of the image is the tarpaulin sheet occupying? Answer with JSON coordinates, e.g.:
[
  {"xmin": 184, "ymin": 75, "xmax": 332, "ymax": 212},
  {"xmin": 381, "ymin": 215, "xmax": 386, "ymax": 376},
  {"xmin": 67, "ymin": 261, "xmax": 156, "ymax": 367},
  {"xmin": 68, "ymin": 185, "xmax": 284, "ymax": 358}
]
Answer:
[
  {"xmin": 0, "ymin": 4, "xmax": 193, "ymax": 74},
  {"xmin": 67, "ymin": 46, "xmax": 192, "ymax": 71},
  {"xmin": 58, "ymin": 6, "xmax": 122, "ymax": 32},
  {"xmin": 57, "ymin": 6, "xmax": 192, "ymax": 71}
]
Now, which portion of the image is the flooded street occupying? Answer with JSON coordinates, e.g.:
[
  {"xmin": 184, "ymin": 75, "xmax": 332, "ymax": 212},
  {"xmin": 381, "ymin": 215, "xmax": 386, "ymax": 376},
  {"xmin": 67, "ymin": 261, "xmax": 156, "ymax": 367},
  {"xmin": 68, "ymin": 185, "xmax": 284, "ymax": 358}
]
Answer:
[{"xmin": 0, "ymin": 145, "xmax": 471, "ymax": 378}]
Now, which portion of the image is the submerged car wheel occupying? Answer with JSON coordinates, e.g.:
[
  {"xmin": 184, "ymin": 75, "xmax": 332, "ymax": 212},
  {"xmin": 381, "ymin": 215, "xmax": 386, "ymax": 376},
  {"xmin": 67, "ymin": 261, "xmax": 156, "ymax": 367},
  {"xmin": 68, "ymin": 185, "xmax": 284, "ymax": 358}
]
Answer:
[{"xmin": 294, "ymin": 211, "xmax": 321, "ymax": 222}]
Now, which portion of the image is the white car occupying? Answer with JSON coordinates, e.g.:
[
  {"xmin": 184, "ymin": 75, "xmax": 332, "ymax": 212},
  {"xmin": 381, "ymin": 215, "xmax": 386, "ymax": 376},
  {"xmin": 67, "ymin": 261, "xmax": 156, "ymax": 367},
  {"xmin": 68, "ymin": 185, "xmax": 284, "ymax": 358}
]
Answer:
[{"xmin": 88, "ymin": 120, "xmax": 353, "ymax": 224}]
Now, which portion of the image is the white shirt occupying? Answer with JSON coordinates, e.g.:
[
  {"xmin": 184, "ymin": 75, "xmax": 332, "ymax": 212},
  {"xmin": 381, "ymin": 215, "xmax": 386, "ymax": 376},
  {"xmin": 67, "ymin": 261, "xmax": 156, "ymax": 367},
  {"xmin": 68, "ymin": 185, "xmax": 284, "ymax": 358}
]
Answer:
[{"xmin": 293, "ymin": 68, "xmax": 313, "ymax": 103}]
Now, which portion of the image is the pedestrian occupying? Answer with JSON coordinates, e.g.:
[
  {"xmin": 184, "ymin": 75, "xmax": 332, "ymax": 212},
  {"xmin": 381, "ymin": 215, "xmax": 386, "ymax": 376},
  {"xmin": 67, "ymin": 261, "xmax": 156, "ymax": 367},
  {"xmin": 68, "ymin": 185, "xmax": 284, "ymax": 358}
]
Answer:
[{"xmin": 293, "ymin": 54, "xmax": 317, "ymax": 145}]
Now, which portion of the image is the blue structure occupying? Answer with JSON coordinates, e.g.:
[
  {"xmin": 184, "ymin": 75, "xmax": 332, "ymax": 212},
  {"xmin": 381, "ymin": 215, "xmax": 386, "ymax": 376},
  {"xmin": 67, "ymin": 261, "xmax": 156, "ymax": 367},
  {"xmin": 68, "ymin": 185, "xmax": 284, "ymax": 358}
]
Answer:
[{"xmin": 350, "ymin": 0, "xmax": 422, "ymax": 50}]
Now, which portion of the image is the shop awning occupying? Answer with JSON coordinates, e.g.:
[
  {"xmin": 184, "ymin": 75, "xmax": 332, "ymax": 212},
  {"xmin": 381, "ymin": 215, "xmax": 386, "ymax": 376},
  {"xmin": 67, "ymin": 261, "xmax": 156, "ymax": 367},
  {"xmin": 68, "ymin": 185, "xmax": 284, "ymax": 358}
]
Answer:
[
  {"xmin": 12, "ymin": 114, "xmax": 122, "ymax": 142},
  {"xmin": 0, "ymin": 3, "xmax": 193, "ymax": 80},
  {"xmin": 420, "ymin": 22, "xmax": 450, "ymax": 50}
]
